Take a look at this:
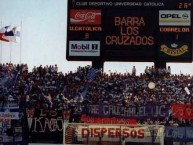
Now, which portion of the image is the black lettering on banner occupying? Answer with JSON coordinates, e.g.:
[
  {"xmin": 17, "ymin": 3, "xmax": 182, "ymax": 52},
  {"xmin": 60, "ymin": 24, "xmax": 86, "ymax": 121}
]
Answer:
[{"xmin": 92, "ymin": 44, "xmax": 98, "ymax": 50}]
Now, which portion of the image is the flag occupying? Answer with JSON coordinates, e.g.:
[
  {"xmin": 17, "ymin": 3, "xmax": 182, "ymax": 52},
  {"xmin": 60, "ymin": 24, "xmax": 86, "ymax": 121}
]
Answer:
[
  {"xmin": 0, "ymin": 26, "xmax": 20, "ymax": 43},
  {"xmin": 80, "ymin": 68, "xmax": 98, "ymax": 98},
  {"xmin": 0, "ymin": 26, "xmax": 11, "ymax": 42},
  {"xmin": 13, "ymin": 70, "xmax": 20, "ymax": 88},
  {"xmin": 86, "ymin": 68, "xmax": 98, "ymax": 82},
  {"xmin": 80, "ymin": 83, "xmax": 89, "ymax": 98}
]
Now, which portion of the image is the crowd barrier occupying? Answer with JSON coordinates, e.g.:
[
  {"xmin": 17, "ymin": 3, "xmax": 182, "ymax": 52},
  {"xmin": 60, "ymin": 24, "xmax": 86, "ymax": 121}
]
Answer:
[{"xmin": 2, "ymin": 126, "xmax": 193, "ymax": 145}]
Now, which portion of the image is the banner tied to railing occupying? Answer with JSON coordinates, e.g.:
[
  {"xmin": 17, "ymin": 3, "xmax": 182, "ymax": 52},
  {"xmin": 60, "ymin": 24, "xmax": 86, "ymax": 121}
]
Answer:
[{"xmin": 87, "ymin": 104, "xmax": 169, "ymax": 118}]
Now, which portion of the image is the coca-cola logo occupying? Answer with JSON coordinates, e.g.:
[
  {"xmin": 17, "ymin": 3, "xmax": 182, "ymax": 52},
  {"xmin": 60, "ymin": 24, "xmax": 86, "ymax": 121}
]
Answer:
[
  {"xmin": 70, "ymin": 10, "xmax": 101, "ymax": 25},
  {"xmin": 75, "ymin": 12, "xmax": 97, "ymax": 22}
]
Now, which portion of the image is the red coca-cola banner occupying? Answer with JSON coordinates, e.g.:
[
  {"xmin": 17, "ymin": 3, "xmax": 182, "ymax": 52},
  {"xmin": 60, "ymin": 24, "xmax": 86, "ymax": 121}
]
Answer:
[
  {"xmin": 172, "ymin": 104, "xmax": 193, "ymax": 119},
  {"xmin": 81, "ymin": 114, "xmax": 137, "ymax": 124},
  {"xmin": 70, "ymin": 9, "xmax": 101, "ymax": 25}
]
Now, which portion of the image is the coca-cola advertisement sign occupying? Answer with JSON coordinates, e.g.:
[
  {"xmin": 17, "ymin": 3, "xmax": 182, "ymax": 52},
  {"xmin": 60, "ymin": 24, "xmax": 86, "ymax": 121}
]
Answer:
[{"xmin": 70, "ymin": 9, "xmax": 101, "ymax": 25}]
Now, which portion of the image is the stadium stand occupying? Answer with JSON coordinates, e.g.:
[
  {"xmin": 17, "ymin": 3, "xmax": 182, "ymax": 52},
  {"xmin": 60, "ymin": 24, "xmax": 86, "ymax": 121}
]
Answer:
[
  {"xmin": 1, "ymin": 63, "xmax": 193, "ymax": 124},
  {"xmin": 1, "ymin": 63, "xmax": 193, "ymax": 144}
]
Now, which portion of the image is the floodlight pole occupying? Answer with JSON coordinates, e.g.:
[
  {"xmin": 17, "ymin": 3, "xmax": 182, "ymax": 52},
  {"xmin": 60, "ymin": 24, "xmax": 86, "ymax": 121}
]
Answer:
[
  {"xmin": 154, "ymin": 61, "xmax": 166, "ymax": 69},
  {"xmin": 0, "ymin": 40, "xmax": 1, "ymax": 63},
  {"xmin": 92, "ymin": 60, "xmax": 104, "ymax": 71}
]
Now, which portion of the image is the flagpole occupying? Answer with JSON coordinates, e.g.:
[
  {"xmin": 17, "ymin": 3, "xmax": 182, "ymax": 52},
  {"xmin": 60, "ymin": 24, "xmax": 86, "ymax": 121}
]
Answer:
[
  {"xmin": 20, "ymin": 20, "xmax": 22, "ymax": 64},
  {"xmin": 10, "ymin": 42, "xmax": 12, "ymax": 63},
  {"xmin": 9, "ymin": 23, "xmax": 12, "ymax": 63},
  {"xmin": 0, "ymin": 21, "xmax": 2, "ymax": 63}
]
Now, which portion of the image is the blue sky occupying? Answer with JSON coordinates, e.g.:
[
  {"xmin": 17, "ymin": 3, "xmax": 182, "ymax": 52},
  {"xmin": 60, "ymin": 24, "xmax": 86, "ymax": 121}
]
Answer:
[{"xmin": 0, "ymin": 0, "xmax": 193, "ymax": 75}]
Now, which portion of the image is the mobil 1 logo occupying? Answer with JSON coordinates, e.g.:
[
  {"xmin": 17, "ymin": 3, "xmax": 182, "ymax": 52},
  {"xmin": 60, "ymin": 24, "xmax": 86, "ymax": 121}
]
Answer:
[
  {"xmin": 92, "ymin": 44, "xmax": 98, "ymax": 50},
  {"xmin": 69, "ymin": 41, "xmax": 100, "ymax": 56}
]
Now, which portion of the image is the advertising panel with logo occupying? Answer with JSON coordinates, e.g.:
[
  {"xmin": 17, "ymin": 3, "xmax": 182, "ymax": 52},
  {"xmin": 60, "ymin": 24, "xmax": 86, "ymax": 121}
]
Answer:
[
  {"xmin": 69, "ymin": 41, "xmax": 100, "ymax": 56},
  {"xmin": 158, "ymin": 9, "xmax": 192, "ymax": 61},
  {"xmin": 67, "ymin": 0, "xmax": 192, "ymax": 62}
]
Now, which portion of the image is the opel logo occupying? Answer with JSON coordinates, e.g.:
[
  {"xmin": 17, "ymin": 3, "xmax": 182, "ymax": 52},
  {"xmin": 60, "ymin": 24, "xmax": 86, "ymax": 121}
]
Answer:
[{"xmin": 182, "ymin": 13, "xmax": 189, "ymax": 19}]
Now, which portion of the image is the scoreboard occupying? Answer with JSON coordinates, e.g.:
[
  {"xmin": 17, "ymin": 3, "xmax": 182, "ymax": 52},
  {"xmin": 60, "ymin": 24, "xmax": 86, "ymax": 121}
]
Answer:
[{"xmin": 66, "ymin": 0, "xmax": 193, "ymax": 62}]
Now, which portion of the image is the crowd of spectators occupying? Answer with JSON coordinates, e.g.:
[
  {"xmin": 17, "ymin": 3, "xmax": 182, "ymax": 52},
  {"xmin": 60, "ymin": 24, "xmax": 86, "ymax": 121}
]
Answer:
[{"xmin": 0, "ymin": 63, "xmax": 193, "ymax": 126}]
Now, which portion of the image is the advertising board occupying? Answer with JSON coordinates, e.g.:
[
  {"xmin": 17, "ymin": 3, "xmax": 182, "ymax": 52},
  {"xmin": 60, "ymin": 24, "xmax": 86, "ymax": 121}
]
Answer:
[{"xmin": 67, "ymin": 0, "xmax": 193, "ymax": 62}]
